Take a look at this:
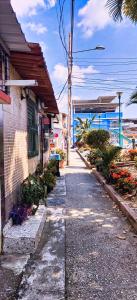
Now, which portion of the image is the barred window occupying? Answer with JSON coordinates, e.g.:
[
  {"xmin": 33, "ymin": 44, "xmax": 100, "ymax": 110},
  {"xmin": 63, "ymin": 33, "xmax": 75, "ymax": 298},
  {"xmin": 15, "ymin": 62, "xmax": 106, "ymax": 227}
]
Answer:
[
  {"xmin": 27, "ymin": 99, "xmax": 39, "ymax": 158},
  {"xmin": 42, "ymin": 116, "xmax": 51, "ymax": 152}
]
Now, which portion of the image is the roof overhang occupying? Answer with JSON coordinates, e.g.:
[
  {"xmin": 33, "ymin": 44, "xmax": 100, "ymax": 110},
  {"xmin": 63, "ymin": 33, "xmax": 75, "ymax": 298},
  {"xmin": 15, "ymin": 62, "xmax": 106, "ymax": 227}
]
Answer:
[
  {"xmin": 0, "ymin": 0, "xmax": 30, "ymax": 53},
  {"xmin": 0, "ymin": 90, "xmax": 11, "ymax": 104},
  {"xmin": 11, "ymin": 43, "xmax": 58, "ymax": 114},
  {"xmin": 73, "ymin": 96, "xmax": 118, "ymax": 113}
]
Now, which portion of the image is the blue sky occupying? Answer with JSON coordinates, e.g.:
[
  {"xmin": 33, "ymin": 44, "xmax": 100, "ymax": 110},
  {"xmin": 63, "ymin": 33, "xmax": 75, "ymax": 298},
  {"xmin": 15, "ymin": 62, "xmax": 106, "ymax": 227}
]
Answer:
[{"xmin": 11, "ymin": 0, "xmax": 137, "ymax": 117}]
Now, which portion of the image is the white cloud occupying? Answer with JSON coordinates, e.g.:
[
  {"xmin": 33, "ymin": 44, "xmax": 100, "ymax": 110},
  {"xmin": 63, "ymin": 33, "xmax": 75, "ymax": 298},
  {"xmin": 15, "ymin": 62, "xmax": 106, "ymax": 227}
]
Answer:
[
  {"xmin": 46, "ymin": 0, "xmax": 56, "ymax": 8},
  {"xmin": 78, "ymin": 0, "xmax": 111, "ymax": 38},
  {"xmin": 52, "ymin": 63, "xmax": 99, "ymax": 85},
  {"xmin": 39, "ymin": 41, "xmax": 48, "ymax": 52},
  {"xmin": 11, "ymin": 0, "xmax": 57, "ymax": 17},
  {"xmin": 58, "ymin": 93, "xmax": 68, "ymax": 114},
  {"xmin": 58, "ymin": 94, "xmax": 81, "ymax": 114},
  {"xmin": 23, "ymin": 22, "xmax": 47, "ymax": 34}
]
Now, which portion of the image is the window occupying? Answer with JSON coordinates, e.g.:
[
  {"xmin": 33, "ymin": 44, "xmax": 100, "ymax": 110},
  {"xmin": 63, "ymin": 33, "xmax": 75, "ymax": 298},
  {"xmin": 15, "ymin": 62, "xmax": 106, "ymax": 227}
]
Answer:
[
  {"xmin": 0, "ymin": 48, "xmax": 10, "ymax": 94},
  {"xmin": 27, "ymin": 99, "xmax": 39, "ymax": 158},
  {"xmin": 42, "ymin": 116, "xmax": 51, "ymax": 152}
]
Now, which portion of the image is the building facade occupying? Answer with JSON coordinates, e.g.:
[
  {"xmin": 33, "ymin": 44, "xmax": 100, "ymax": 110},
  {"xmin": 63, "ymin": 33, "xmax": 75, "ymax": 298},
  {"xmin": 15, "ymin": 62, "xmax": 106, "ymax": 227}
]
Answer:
[
  {"xmin": 52, "ymin": 113, "xmax": 67, "ymax": 150},
  {"xmin": 72, "ymin": 97, "xmax": 123, "ymax": 146},
  {"xmin": 0, "ymin": 1, "xmax": 58, "ymax": 228}
]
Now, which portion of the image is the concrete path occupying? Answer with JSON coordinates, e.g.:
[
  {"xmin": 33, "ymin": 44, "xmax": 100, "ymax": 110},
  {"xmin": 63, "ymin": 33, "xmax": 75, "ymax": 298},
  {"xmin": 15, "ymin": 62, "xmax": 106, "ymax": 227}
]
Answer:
[
  {"xmin": 3, "ymin": 151, "xmax": 137, "ymax": 300},
  {"xmin": 65, "ymin": 150, "xmax": 137, "ymax": 300},
  {"xmin": 18, "ymin": 207, "xmax": 65, "ymax": 300},
  {"xmin": 17, "ymin": 174, "xmax": 66, "ymax": 300}
]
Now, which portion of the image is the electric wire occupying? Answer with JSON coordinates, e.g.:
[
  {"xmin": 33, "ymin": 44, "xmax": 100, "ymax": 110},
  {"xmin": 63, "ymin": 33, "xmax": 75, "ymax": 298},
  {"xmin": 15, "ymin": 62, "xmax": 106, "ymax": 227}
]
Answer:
[
  {"xmin": 56, "ymin": 78, "xmax": 68, "ymax": 100},
  {"xmin": 56, "ymin": 0, "xmax": 68, "ymax": 57}
]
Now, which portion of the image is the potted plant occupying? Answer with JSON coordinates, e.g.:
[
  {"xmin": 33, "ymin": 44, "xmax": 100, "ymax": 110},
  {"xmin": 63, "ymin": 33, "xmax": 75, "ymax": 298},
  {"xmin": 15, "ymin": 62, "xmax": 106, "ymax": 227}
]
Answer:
[
  {"xmin": 21, "ymin": 174, "xmax": 45, "ymax": 211},
  {"xmin": 56, "ymin": 148, "xmax": 66, "ymax": 168},
  {"xmin": 42, "ymin": 171, "xmax": 56, "ymax": 193},
  {"xmin": 47, "ymin": 159, "xmax": 58, "ymax": 175}
]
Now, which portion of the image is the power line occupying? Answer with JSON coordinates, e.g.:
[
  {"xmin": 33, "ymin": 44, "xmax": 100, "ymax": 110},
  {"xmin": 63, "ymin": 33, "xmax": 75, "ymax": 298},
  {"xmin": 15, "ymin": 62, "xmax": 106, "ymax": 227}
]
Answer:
[
  {"xmin": 72, "ymin": 76, "xmax": 137, "ymax": 84},
  {"xmin": 56, "ymin": 78, "xmax": 68, "ymax": 100},
  {"xmin": 58, "ymin": 84, "xmax": 67, "ymax": 104},
  {"xmin": 56, "ymin": 0, "xmax": 68, "ymax": 58},
  {"xmin": 72, "ymin": 70, "xmax": 137, "ymax": 76},
  {"xmin": 73, "ymin": 57, "xmax": 137, "ymax": 60},
  {"xmin": 72, "ymin": 62, "xmax": 137, "ymax": 67},
  {"xmin": 72, "ymin": 84, "xmax": 134, "ymax": 91}
]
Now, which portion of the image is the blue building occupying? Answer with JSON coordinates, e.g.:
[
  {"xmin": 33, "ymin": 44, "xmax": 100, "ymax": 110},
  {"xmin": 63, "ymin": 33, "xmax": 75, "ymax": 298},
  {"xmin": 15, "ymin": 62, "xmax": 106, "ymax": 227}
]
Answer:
[{"xmin": 72, "ymin": 97, "xmax": 124, "ymax": 146}]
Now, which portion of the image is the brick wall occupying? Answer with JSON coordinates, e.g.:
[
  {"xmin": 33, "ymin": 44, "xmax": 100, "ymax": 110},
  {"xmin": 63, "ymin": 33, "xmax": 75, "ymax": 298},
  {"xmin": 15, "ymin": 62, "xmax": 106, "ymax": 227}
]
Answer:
[
  {"xmin": 2, "ymin": 65, "xmax": 49, "ymax": 221},
  {"xmin": 3, "ymin": 66, "xmax": 29, "ymax": 220},
  {"xmin": 3, "ymin": 67, "xmax": 39, "ymax": 219}
]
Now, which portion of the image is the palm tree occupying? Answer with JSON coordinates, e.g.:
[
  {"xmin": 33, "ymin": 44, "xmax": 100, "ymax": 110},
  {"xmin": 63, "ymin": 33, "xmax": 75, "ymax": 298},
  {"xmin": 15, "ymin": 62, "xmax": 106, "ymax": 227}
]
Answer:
[
  {"xmin": 128, "ymin": 89, "xmax": 137, "ymax": 105},
  {"xmin": 76, "ymin": 115, "xmax": 96, "ymax": 142},
  {"xmin": 106, "ymin": 0, "xmax": 137, "ymax": 23}
]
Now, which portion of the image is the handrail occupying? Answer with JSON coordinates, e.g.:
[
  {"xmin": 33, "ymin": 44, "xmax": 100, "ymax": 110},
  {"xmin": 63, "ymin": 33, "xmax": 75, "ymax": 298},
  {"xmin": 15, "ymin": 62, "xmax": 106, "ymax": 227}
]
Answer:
[{"xmin": 110, "ymin": 129, "xmax": 132, "ymax": 143}]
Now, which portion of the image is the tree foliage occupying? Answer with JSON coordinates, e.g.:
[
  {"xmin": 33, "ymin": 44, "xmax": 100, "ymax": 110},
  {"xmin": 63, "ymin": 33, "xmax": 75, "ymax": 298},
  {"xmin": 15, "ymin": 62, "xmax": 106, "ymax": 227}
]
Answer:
[
  {"xmin": 76, "ymin": 116, "xmax": 96, "ymax": 142},
  {"xmin": 106, "ymin": 0, "xmax": 137, "ymax": 22},
  {"xmin": 128, "ymin": 90, "xmax": 137, "ymax": 105},
  {"xmin": 86, "ymin": 129, "xmax": 110, "ymax": 150}
]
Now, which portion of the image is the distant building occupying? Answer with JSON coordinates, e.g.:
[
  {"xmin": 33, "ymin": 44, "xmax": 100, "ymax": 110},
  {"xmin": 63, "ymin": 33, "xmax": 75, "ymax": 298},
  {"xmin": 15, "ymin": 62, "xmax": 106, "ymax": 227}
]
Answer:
[
  {"xmin": 52, "ymin": 113, "xmax": 67, "ymax": 150},
  {"xmin": 72, "ymin": 97, "xmax": 123, "ymax": 145}
]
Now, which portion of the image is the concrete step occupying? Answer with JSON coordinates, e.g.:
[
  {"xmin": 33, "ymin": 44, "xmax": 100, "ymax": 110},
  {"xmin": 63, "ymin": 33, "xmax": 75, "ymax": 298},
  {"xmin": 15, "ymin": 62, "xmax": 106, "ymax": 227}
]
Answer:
[{"xmin": 3, "ymin": 205, "xmax": 47, "ymax": 254}]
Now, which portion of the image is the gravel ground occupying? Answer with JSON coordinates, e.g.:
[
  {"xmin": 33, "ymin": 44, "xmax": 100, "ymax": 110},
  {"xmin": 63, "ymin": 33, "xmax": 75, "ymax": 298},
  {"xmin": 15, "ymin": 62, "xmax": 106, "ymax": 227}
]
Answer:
[{"xmin": 65, "ymin": 150, "xmax": 137, "ymax": 300}]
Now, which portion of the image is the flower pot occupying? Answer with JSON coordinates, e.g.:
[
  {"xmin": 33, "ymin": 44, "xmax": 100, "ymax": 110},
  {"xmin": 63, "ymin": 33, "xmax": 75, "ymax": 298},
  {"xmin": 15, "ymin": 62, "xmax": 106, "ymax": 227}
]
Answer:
[{"xmin": 59, "ymin": 160, "xmax": 65, "ymax": 168}]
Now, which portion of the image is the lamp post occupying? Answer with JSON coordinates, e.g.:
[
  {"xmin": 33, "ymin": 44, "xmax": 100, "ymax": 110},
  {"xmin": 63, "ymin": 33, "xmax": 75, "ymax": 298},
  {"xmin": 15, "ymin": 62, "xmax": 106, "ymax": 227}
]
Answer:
[
  {"xmin": 73, "ymin": 45, "xmax": 105, "ymax": 54},
  {"xmin": 116, "ymin": 91, "xmax": 123, "ymax": 147}
]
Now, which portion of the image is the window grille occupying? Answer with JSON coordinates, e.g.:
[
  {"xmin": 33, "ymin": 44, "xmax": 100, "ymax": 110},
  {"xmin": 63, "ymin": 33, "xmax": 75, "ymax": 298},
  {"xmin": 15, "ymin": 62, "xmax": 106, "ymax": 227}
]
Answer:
[{"xmin": 27, "ymin": 99, "xmax": 39, "ymax": 157}]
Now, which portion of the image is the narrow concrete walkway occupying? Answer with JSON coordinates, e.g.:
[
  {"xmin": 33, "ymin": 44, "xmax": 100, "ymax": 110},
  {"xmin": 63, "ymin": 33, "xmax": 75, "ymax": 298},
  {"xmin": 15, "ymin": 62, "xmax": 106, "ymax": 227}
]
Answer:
[
  {"xmin": 17, "ymin": 174, "xmax": 66, "ymax": 300},
  {"xmin": 65, "ymin": 150, "xmax": 137, "ymax": 300}
]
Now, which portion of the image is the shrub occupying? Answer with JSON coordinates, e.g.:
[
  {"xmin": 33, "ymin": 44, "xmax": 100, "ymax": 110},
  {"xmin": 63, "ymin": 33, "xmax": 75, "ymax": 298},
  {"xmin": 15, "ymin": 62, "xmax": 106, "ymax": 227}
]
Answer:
[
  {"xmin": 96, "ymin": 146, "xmax": 121, "ymax": 181},
  {"xmin": 110, "ymin": 167, "xmax": 131, "ymax": 184},
  {"xmin": 21, "ymin": 175, "xmax": 44, "ymax": 207},
  {"xmin": 42, "ymin": 171, "xmax": 56, "ymax": 193},
  {"xmin": 101, "ymin": 146, "xmax": 121, "ymax": 169},
  {"xmin": 35, "ymin": 163, "xmax": 43, "ymax": 176},
  {"xmin": 87, "ymin": 149, "xmax": 102, "ymax": 166},
  {"xmin": 128, "ymin": 149, "xmax": 137, "ymax": 160},
  {"xmin": 115, "ymin": 177, "xmax": 137, "ymax": 195},
  {"xmin": 76, "ymin": 141, "xmax": 85, "ymax": 148},
  {"xmin": 56, "ymin": 148, "xmax": 66, "ymax": 160},
  {"xmin": 47, "ymin": 159, "xmax": 58, "ymax": 175},
  {"xmin": 86, "ymin": 129, "xmax": 110, "ymax": 150}
]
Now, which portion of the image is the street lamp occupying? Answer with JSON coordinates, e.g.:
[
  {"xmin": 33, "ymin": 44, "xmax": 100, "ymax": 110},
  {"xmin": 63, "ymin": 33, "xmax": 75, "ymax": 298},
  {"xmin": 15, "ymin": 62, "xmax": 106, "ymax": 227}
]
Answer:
[
  {"xmin": 73, "ymin": 45, "xmax": 105, "ymax": 53},
  {"xmin": 116, "ymin": 91, "xmax": 123, "ymax": 147}
]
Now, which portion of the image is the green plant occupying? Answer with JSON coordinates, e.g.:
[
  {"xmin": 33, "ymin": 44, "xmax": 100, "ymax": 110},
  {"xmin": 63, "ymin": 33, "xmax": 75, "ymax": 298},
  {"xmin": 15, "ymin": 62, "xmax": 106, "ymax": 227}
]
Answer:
[
  {"xmin": 76, "ymin": 116, "xmax": 96, "ymax": 142},
  {"xmin": 87, "ymin": 149, "xmax": 102, "ymax": 166},
  {"xmin": 128, "ymin": 149, "xmax": 137, "ymax": 160},
  {"xmin": 21, "ymin": 175, "xmax": 44, "ymax": 207},
  {"xmin": 47, "ymin": 159, "xmax": 58, "ymax": 175},
  {"xmin": 76, "ymin": 141, "xmax": 85, "ymax": 149},
  {"xmin": 99, "ymin": 146, "xmax": 121, "ymax": 182},
  {"xmin": 86, "ymin": 129, "xmax": 110, "ymax": 151},
  {"xmin": 115, "ymin": 177, "xmax": 137, "ymax": 195},
  {"xmin": 42, "ymin": 171, "xmax": 56, "ymax": 193},
  {"xmin": 101, "ymin": 146, "xmax": 121, "ymax": 168},
  {"xmin": 106, "ymin": 0, "xmax": 137, "ymax": 23},
  {"xmin": 56, "ymin": 148, "xmax": 66, "ymax": 160},
  {"xmin": 35, "ymin": 163, "xmax": 43, "ymax": 176}
]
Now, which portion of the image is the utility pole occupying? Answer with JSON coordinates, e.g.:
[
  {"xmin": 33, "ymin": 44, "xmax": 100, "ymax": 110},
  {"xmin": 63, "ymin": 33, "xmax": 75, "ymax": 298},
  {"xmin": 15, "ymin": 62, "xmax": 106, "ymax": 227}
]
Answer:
[{"xmin": 67, "ymin": 0, "xmax": 75, "ymax": 166}]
